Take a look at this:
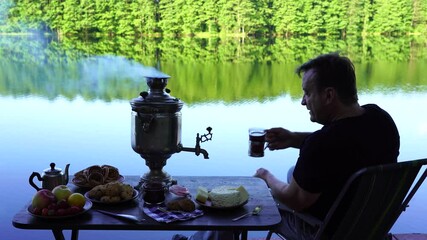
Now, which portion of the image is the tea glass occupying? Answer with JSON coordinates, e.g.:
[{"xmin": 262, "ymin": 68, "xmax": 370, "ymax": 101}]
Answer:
[{"xmin": 248, "ymin": 128, "xmax": 266, "ymax": 157}]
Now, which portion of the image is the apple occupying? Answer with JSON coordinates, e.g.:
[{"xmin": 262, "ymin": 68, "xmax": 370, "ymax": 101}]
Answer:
[
  {"xmin": 52, "ymin": 185, "xmax": 72, "ymax": 201},
  {"xmin": 67, "ymin": 193, "xmax": 86, "ymax": 208},
  {"xmin": 31, "ymin": 189, "xmax": 56, "ymax": 209}
]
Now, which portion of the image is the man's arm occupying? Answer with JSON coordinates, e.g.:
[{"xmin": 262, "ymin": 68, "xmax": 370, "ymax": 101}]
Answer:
[
  {"xmin": 265, "ymin": 128, "xmax": 311, "ymax": 150},
  {"xmin": 254, "ymin": 168, "xmax": 319, "ymax": 211}
]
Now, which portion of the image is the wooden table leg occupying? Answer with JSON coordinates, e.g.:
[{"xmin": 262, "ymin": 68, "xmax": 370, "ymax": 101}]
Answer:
[
  {"xmin": 71, "ymin": 229, "xmax": 79, "ymax": 240},
  {"xmin": 240, "ymin": 230, "xmax": 248, "ymax": 240},
  {"xmin": 52, "ymin": 229, "xmax": 65, "ymax": 240},
  {"xmin": 234, "ymin": 230, "xmax": 247, "ymax": 240}
]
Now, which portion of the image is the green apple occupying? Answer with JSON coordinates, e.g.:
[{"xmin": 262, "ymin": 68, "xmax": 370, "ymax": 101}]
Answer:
[{"xmin": 52, "ymin": 185, "xmax": 72, "ymax": 201}]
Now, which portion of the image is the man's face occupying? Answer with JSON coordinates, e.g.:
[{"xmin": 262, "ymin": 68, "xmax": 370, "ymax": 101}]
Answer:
[{"xmin": 301, "ymin": 69, "xmax": 329, "ymax": 124}]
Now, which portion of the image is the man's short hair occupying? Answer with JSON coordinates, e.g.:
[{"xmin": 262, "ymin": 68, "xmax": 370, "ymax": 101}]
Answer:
[{"xmin": 296, "ymin": 53, "xmax": 358, "ymax": 104}]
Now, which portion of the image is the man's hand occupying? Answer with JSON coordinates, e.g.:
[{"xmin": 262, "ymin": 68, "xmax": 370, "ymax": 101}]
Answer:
[
  {"xmin": 265, "ymin": 128, "xmax": 310, "ymax": 150},
  {"xmin": 254, "ymin": 167, "xmax": 270, "ymax": 182},
  {"xmin": 254, "ymin": 167, "xmax": 320, "ymax": 212}
]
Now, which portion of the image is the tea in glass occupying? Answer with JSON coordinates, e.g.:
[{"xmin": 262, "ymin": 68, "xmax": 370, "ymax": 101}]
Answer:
[{"xmin": 248, "ymin": 128, "xmax": 266, "ymax": 157}]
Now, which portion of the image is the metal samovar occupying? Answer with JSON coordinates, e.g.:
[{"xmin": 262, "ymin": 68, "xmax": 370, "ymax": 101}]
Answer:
[{"xmin": 130, "ymin": 71, "xmax": 212, "ymax": 188}]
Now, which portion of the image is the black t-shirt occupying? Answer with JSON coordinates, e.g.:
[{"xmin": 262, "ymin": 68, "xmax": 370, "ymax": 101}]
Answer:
[{"xmin": 293, "ymin": 104, "xmax": 400, "ymax": 221}]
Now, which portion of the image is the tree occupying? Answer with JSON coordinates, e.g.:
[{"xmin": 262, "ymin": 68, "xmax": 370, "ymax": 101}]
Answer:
[
  {"xmin": 346, "ymin": 0, "xmax": 366, "ymax": 35},
  {"xmin": 258, "ymin": 0, "xmax": 274, "ymax": 35},
  {"xmin": 158, "ymin": 0, "xmax": 184, "ymax": 35},
  {"xmin": 370, "ymin": 0, "xmax": 413, "ymax": 35},
  {"xmin": 217, "ymin": 0, "xmax": 237, "ymax": 34},
  {"xmin": 12, "ymin": 0, "xmax": 45, "ymax": 30},
  {"xmin": 4, "ymin": 0, "xmax": 427, "ymax": 36},
  {"xmin": 362, "ymin": 0, "xmax": 374, "ymax": 35},
  {"xmin": 42, "ymin": 0, "xmax": 64, "ymax": 34},
  {"xmin": 304, "ymin": 0, "xmax": 326, "ymax": 35},
  {"xmin": 95, "ymin": 0, "xmax": 116, "ymax": 35},
  {"xmin": 115, "ymin": 0, "xmax": 135, "ymax": 36},
  {"xmin": 412, "ymin": 0, "xmax": 427, "ymax": 34},
  {"xmin": 62, "ymin": 0, "xmax": 82, "ymax": 35},
  {"xmin": 235, "ymin": 0, "xmax": 267, "ymax": 35},
  {"xmin": 80, "ymin": 0, "xmax": 97, "ymax": 36},
  {"xmin": 201, "ymin": 0, "xmax": 220, "ymax": 34},
  {"xmin": 181, "ymin": 0, "xmax": 204, "ymax": 35},
  {"xmin": 130, "ymin": 0, "xmax": 159, "ymax": 35},
  {"xmin": 323, "ymin": 0, "xmax": 348, "ymax": 36},
  {"xmin": 272, "ymin": 0, "xmax": 300, "ymax": 36}
]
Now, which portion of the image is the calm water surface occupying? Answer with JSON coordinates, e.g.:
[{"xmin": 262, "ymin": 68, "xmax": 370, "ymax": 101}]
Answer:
[
  {"xmin": 1, "ymin": 36, "xmax": 427, "ymax": 239},
  {"xmin": 2, "ymin": 93, "xmax": 427, "ymax": 239}
]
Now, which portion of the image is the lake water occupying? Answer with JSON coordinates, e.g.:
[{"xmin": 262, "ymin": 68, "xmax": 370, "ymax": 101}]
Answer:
[{"xmin": 1, "ymin": 35, "xmax": 427, "ymax": 239}]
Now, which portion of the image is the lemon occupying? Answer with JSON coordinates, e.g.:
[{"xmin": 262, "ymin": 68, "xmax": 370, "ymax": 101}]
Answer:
[{"xmin": 67, "ymin": 193, "xmax": 86, "ymax": 208}]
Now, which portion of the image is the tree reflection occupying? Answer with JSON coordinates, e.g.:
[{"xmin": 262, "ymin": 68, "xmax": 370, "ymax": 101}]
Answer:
[{"xmin": 0, "ymin": 36, "xmax": 426, "ymax": 103}]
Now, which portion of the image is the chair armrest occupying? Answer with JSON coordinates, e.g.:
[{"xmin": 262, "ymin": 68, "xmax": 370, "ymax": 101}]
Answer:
[{"xmin": 275, "ymin": 200, "xmax": 323, "ymax": 228}]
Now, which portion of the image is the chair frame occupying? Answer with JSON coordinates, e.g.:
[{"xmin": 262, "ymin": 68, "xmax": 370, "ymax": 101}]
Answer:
[{"xmin": 267, "ymin": 158, "xmax": 427, "ymax": 240}]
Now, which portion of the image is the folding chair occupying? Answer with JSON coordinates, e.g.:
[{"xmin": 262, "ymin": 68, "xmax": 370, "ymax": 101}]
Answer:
[{"xmin": 266, "ymin": 158, "xmax": 427, "ymax": 240}]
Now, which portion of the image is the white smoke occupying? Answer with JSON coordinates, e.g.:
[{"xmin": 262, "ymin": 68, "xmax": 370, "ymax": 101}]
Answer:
[{"xmin": 79, "ymin": 55, "xmax": 169, "ymax": 83}]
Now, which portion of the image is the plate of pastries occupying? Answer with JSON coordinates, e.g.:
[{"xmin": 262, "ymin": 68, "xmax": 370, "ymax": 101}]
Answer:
[
  {"xmin": 84, "ymin": 182, "xmax": 138, "ymax": 204},
  {"xmin": 72, "ymin": 165, "xmax": 124, "ymax": 189}
]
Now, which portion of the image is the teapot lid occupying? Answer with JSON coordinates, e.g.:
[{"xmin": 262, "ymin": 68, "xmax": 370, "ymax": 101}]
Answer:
[{"xmin": 44, "ymin": 162, "xmax": 62, "ymax": 175}]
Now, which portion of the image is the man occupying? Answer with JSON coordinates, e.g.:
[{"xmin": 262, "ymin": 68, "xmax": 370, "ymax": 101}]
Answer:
[
  {"xmin": 254, "ymin": 52, "xmax": 400, "ymax": 239},
  {"xmin": 173, "ymin": 53, "xmax": 400, "ymax": 240}
]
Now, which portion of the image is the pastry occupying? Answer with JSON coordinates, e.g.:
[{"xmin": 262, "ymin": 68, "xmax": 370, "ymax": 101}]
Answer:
[
  {"xmin": 72, "ymin": 164, "xmax": 122, "ymax": 187},
  {"xmin": 166, "ymin": 198, "xmax": 196, "ymax": 212}
]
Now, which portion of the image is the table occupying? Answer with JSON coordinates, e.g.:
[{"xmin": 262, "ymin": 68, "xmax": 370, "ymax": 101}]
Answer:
[{"xmin": 13, "ymin": 176, "xmax": 282, "ymax": 240}]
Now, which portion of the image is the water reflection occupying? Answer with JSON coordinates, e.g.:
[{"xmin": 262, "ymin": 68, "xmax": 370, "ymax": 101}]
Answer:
[
  {"xmin": 1, "ymin": 35, "xmax": 427, "ymax": 102},
  {"xmin": 1, "ymin": 36, "xmax": 427, "ymax": 239}
]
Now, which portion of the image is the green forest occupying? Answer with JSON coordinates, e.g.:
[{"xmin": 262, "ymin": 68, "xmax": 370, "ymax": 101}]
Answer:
[{"xmin": 1, "ymin": 0, "xmax": 427, "ymax": 36}]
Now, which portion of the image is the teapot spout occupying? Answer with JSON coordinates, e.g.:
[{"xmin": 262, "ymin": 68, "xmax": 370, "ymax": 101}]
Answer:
[{"xmin": 64, "ymin": 164, "xmax": 70, "ymax": 185}]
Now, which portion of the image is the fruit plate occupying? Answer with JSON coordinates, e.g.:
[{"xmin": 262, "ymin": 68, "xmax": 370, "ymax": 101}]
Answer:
[
  {"xmin": 27, "ymin": 199, "xmax": 92, "ymax": 219},
  {"xmin": 195, "ymin": 199, "xmax": 248, "ymax": 210},
  {"xmin": 84, "ymin": 189, "xmax": 139, "ymax": 205},
  {"xmin": 72, "ymin": 175, "xmax": 125, "ymax": 189}
]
